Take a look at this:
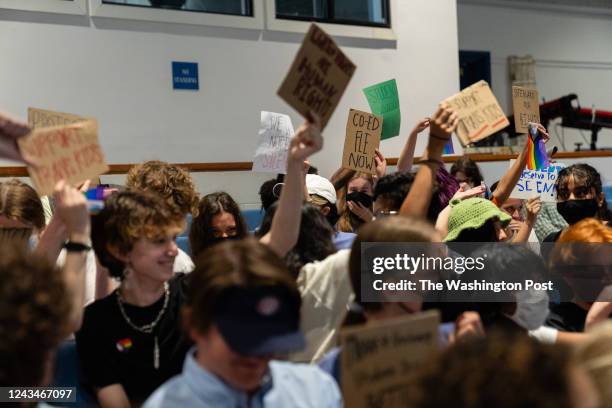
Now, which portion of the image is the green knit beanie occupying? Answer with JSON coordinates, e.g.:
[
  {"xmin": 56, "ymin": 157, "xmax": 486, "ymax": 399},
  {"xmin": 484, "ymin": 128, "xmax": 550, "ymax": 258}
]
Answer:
[{"xmin": 444, "ymin": 197, "xmax": 512, "ymax": 242}]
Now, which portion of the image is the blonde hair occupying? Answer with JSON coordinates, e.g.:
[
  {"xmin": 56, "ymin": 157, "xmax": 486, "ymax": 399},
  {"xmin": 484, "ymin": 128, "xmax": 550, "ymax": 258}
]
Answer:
[{"xmin": 336, "ymin": 172, "xmax": 374, "ymax": 233}]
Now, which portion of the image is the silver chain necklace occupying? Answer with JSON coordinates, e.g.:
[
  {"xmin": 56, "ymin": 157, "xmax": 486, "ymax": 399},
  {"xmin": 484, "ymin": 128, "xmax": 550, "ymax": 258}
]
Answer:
[{"xmin": 116, "ymin": 282, "xmax": 170, "ymax": 370}]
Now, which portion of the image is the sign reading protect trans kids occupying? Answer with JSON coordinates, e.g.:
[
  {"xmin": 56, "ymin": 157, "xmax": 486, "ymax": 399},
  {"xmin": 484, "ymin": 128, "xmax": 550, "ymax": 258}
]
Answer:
[{"xmin": 172, "ymin": 62, "xmax": 199, "ymax": 90}]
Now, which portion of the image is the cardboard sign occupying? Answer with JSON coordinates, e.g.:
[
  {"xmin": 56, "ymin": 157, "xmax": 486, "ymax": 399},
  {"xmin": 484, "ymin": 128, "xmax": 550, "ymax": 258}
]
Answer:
[
  {"xmin": 17, "ymin": 120, "xmax": 109, "ymax": 196},
  {"xmin": 252, "ymin": 111, "xmax": 295, "ymax": 174},
  {"xmin": 512, "ymin": 86, "xmax": 540, "ymax": 134},
  {"xmin": 28, "ymin": 107, "xmax": 85, "ymax": 128},
  {"xmin": 444, "ymin": 80, "xmax": 509, "ymax": 146},
  {"xmin": 277, "ymin": 23, "xmax": 356, "ymax": 129},
  {"xmin": 363, "ymin": 79, "xmax": 400, "ymax": 140},
  {"xmin": 340, "ymin": 310, "xmax": 440, "ymax": 408},
  {"xmin": 509, "ymin": 159, "xmax": 564, "ymax": 202},
  {"xmin": 342, "ymin": 109, "xmax": 382, "ymax": 175}
]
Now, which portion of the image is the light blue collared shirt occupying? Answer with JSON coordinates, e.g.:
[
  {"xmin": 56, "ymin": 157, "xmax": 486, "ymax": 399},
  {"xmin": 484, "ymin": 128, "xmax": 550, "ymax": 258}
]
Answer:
[{"xmin": 144, "ymin": 348, "xmax": 342, "ymax": 408}]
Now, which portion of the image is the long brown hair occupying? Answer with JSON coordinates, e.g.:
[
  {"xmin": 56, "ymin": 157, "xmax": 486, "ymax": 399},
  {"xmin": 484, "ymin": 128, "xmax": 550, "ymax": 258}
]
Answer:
[{"xmin": 189, "ymin": 192, "xmax": 248, "ymax": 258}]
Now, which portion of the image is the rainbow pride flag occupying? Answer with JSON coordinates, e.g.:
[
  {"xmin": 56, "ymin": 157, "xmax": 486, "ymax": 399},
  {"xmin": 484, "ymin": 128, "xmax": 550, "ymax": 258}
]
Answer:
[{"xmin": 526, "ymin": 124, "xmax": 549, "ymax": 170}]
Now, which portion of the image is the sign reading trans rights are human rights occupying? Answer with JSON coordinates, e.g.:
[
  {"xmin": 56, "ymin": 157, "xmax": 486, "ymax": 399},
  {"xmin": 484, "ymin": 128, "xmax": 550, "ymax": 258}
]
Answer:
[{"xmin": 360, "ymin": 242, "xmax": 612, "ymax": 303}]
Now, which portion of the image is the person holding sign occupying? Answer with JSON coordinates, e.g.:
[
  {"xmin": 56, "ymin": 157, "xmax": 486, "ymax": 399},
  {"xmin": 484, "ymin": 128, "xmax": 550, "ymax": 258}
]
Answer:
[
  {"xmin": 336, "ymin": 172, "xmax": 376, "ymax": 232},
  {"xmin": 0, "ymin": 178, "xmax": 100, "ymax": 306},
  {"xmin": 489, "ymin": 123, "xmax": 550, "ymax": 208},
  {"xmin": 335, "ymin": 149, "xmax": 386, "ymax": 232},
  {"xmin": 1, "ymin": 181, "xmax": 90, "ymax": 392}
]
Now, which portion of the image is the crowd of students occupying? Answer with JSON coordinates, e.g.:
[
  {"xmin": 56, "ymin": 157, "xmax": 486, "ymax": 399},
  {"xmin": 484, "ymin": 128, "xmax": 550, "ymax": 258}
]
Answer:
[{"xmin": 0, "ymin": 101, "xmax": 611, "ymax": 407}]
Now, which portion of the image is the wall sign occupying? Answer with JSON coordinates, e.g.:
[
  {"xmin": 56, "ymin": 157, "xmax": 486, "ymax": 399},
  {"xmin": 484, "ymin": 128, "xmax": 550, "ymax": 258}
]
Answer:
[{"xmin": 172, "ymin": 61, "xmax": 199, "ymax": 90}]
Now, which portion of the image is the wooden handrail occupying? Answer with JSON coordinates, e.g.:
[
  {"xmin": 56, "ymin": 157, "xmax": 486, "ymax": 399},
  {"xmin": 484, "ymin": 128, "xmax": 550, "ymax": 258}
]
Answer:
[{"xmin": 1, "ymin": 151, "xmax": 610, "ymax": 177}]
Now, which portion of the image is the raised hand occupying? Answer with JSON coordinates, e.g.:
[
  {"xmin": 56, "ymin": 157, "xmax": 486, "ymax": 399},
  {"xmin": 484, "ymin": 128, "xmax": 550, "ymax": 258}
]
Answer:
[
  {"xmin": 525, "ymin": 196, "xmax": 542, "ymax": 224},
  {"xmin": 428, "ymin": 103, "xmax": 458, "ymax": 156},
  {"xmin": 53, "ymin": 180, "xmax": 90, "ymax": 242},
  {"xmin": 529, "ymin": 122, "xmax": 550, "ymax": 144},
  {"xmin": 374, "ymin": 148, "xmax": 387, "ymax": 179},
  {"xmin": 412, "ymin": 117, "xmax": 430, "ymax": 134},
  {"xmin": 452, "ymin": 184, "xmax": 486, "ymax": 201}
]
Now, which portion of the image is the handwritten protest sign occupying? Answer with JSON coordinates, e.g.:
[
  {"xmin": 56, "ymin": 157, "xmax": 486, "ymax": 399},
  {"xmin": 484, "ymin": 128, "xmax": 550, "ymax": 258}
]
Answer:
[
  {"xmin": 342, "ymin": 109, "xmax": 382, "ymax": 175},
  {"xmin": 512, "ymin": 86, "xmax": 540, "ymax": 134},
  {"xmin": 509, "ymin": 159, "xmax": 564, "ymax": 202},
  {"xmin": 363, "ymin": 79, "xmax": 400, "ymax": 140},
  {"xmin": 444, "ymin": 80, "xmax": 509, "ymax": 146},
  {"xmin": 17, "ymin": 120, "xmax": 109, "ymax": 196},
  {"xmin": 28, "ymin": 107, "xmax": 86, "ymax": 128},
  {"xmin": 340, "ymin": 310, "xmax": 440, "ymax": 408},
  {"xmin": 277, "ymin": 23, "xmax": 356, "ymax": 129},
  {"xmin": 252, "ymin": 111, "xmax": 295, "ymax": 174}
]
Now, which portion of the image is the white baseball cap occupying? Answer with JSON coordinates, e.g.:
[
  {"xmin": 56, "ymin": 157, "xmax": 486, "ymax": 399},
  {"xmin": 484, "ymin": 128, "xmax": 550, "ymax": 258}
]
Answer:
[{"xmin": 306, "ymin": 174, "xmax": 337, "ymax": 205}]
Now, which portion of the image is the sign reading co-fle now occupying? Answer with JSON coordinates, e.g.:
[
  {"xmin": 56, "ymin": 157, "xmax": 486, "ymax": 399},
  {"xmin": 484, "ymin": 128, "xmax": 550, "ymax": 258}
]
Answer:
[
  {"xmin": 17, "ymin": 120, "xmax": 109, "ymax": 196},
  {"xmin": 342, "ymin": 109, "xmax": 382, "ymax": 175}
]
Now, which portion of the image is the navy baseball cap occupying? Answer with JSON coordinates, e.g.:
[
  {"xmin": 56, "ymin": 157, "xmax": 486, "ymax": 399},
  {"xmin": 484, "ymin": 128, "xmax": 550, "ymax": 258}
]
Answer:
[{"xmin": 213, "ymin": 285, "xmax": 305, "ymax": 356}]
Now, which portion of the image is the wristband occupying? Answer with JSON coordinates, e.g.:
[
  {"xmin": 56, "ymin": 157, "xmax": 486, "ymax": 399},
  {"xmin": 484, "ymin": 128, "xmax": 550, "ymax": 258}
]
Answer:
[{"xmin": 64, "ymin": 241, "xmax": 92, "ymax": 252}]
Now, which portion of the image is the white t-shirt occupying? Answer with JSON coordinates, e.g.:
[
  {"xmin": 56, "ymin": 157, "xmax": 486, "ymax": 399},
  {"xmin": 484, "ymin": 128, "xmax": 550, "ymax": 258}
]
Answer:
[{"xmin": 292, "ymin": 250, "xmax": 352, "ymax": 363}]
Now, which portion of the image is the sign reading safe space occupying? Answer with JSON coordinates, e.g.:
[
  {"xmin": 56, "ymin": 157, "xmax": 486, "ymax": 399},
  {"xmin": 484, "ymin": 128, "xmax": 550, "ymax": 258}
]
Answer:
[{"xmin": 172, "ymin": 62, "xmax": 199, "ymax": 90}]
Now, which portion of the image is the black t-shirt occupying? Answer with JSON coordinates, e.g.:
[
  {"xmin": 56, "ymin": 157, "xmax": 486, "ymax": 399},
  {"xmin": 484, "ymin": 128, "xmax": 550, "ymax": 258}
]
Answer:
[
  {"xmin": 545, "ymin": 302, "xmax": 588, "ymax": 333},
  {"xmin": 75, "ymin": 273, "xmax": 192, "ymax": 404}
]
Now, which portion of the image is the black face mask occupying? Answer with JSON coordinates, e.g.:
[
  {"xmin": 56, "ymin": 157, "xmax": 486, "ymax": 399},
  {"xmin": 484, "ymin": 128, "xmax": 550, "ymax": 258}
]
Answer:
[
  {"xmin": 346, "ymin": 191, "xmax": 373, "ymax": 209},
  {"xmin": 557, "ymin": 198, "xmax": 599, "ymax": 225}
]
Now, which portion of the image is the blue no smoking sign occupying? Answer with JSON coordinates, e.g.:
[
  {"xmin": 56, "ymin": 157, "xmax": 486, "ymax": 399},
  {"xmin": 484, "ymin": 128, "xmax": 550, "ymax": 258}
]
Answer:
[{"xmin": 172, "ymin": 61, "xmax": 199, "ymax": 90}]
